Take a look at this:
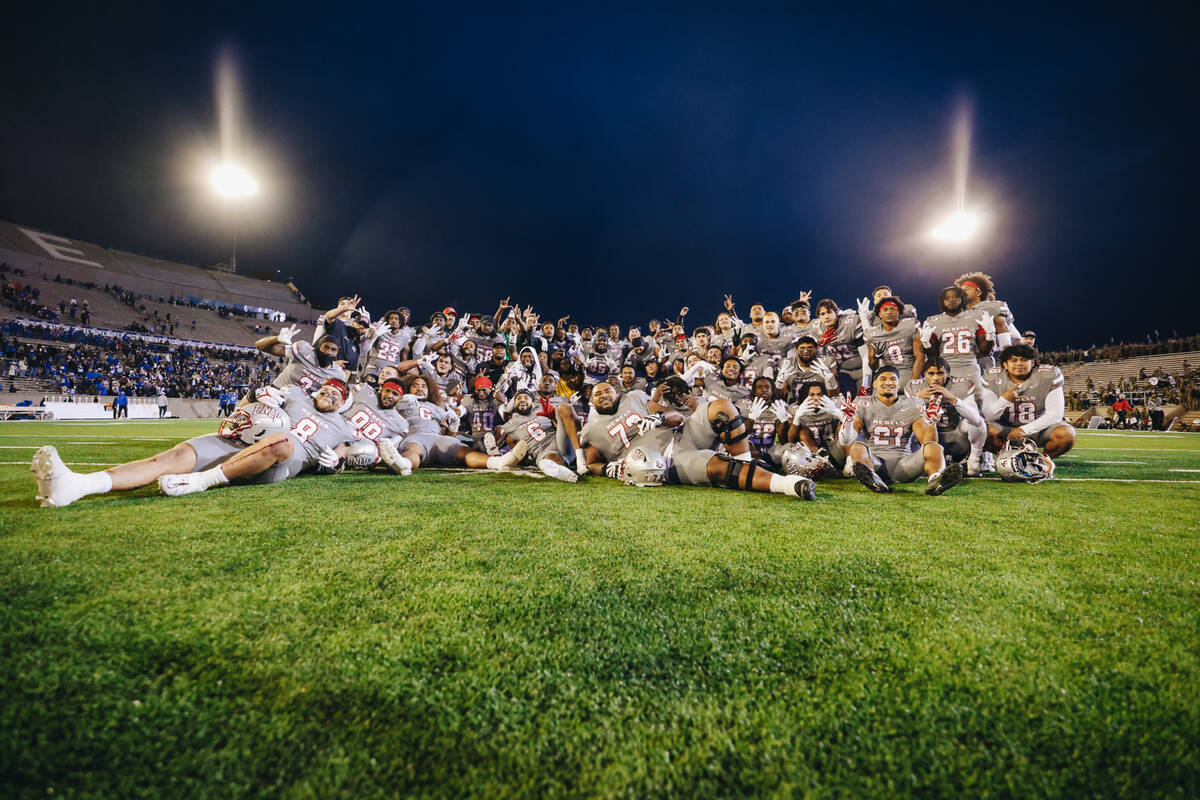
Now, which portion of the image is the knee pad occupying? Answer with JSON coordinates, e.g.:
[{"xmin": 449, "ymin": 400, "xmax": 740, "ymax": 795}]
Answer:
[{"xmin": 711, "ymin": 411, "xmax": 750, "ymax": 445}]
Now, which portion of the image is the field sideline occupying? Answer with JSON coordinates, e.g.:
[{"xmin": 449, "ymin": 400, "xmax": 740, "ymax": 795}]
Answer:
[{"xmin": 2, "ymin": 420, "xmax": 1198, "ymax": 797}]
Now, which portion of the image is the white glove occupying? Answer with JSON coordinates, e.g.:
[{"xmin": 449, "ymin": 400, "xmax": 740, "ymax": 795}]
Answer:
[
  {"xmin": 820, "ymin": 394, "xmax": 847, "ymax": 421},
  {"xmin": 420, "ymin": 353, "xmax": 437, "ymax": 367},
  {"xmin": 357, "ymin": 305, "xmax": 370, "ymax": 322},
  {"xmin": 277, "ymin": 325, "xmax": 300, "ymax": 346},
  {"xmin": 812, "ymin": 359, "xmax": 836, "ymax": 382},
  {"xmin": 770, "ymin": 399, "xmax": 790, "ymax": 422},
  {"xmin": 254, "ymin": 386, "xmax": 285, "ymax": 408},
  {"xmin": 792, "ymin": 397, "xmax": 816, "ymax": 425},
  {"xmin": 746, "ymin": 397, "xmax": 767, "ymax": 421},
  {"xmin": 635, "ymin": 412, "xmax": 664, "ymax": 436},
  {"xmin": 370, "ymin": 320, "xmax": 389, "ymax": 338},
  {"xmin": 978, "ymin": 313, "xmax": 996, "ymax": 340},
  {"xmin": 774, "ymin": 360, "xmax": 795, "ymax": 388},
  {"xmin": 575, "ymin": 454, "xmax": 589, "ymax": 475},
  {"xmin": 604, "ymin": 460, "xmax": 624, "ymax": 480},
  {"xmin": 444, "ymin": 411, "xmax": 460, "ymax": 431},
  {"xmin": 856, "ymin": 297, "xmax": 873, "ymax": 330},
  {"xmin": 317, "ymin": 446, "xmax": 341, "ymax": 470},
  {"xmin": 919, "ymin": 323, "xmax": 935, "ymax": 348}
]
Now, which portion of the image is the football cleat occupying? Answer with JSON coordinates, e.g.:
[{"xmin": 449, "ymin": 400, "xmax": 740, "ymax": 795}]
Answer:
[
  {"xmin": 925, "ymin": 462, "xmax": 965, "ymax": 496},
  {"xmin": 852, "ymin": 461, "xmax": 891, "ymax": 493},
  {"xmin": 966, "ymin": 453, "xmax": 983, "ymax": 477},
  {"xmin": 31, "ymin": 446, "xmax": 87, "ymax": 508},
  {"xmin": 496, "ymin": 439, "xmax": 529, "ymax": 468},
  {"xmin": 483, "ymin": 432, "xmax": 501, "ymax": 456},
  {"xmin": 377, "ymin": 439, "xmax": 413, "ymax": 476},
  {"xmin": 158, "ymin": 473, "xmax": 209, "ymax": 497},
  {"xmin": 786, "ymin": 475, "xmax": 817, "ymax": 501},
  {"xmin": 981, "ymin": 452, "xmax": 996, "ymax": 473}
]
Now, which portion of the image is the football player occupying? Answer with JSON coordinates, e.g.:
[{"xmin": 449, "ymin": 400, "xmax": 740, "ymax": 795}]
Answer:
[
  {"xmin": 837, "ymin": 366, "xmax": 965, "ymax": 495},
  {"xmin": 955, "ymin": 272, "xmax": 1017, "ymax": 362},
  {"xmin": 864, "ymin": 296, "xmax": 923, "ymax": 380},
  {"xmin": 461, "ymin": 375, "xmax": 506, "ymax": 451},
  {"xmin": 496, "ymin": 389, "xmax": 579, "ymax": 482},
  {"xmin": 32, "ymin": 379, "xmax": 360, "ymax": 507},
  {"xmin": 787, "ymin": 381, "xmax": 847, "ymax": 472},
  {"xmin": 774, "ymin": 336, "xmax": 838, "ymax": 399},
  {"xmin": 695, "ymin": 356, "xmax": 750, "ymax": 403},
  {"xmin": 739, "ymin": 376, "xmax": 793, "ymax": 459},
  {"xmin": 906, "ymin": 359, "xmax": 987, "ymax": 475},
  {"xmin": 757, "ymin": 312, "xmax": 794, "ymax": 358},
  {"xmin": 981, "ymin": 344, "xmax": 1075, "ymax": 458},
  {"xmin": 361, "ymin": 309, "xmax": 416, "ymax": 377},
  {"xmin": 254, "ymin": 325, "xmax": 347, "ymax": 394},
  {"xmin": 578, "ymin": 379, "xmax": 816, "ymax": 499},
  {"xmin": 377, "ymin": 374, "xmax": 527, "ymax": 475},
  {"xmin": 809, "ymin": 299, "xmax": 865, "ymax": 396},
  {"xmin": 737, "ymin": 333, "xmax": 778, "ymax": 386},
  {"xmin": 342, "ymin": 373, "xmax": 411, "ymax": 458},
  {"xmin": 865, "ymin": 285, "xmax": 918, "ymax": 326},
  {"xmin": 919, "ymin": 286, "xmax": 995, "ymax": 386}
]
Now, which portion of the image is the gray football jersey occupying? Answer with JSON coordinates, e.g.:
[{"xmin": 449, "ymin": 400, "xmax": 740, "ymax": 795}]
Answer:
[
  {"xmin": 856, "ymin": 395, "xmax": 923, "ymax": 458},
  {"xmin": 808, "ymin": 314, "xmax": 863, "ymax": 377},
  {"xmin": 778, "ymin": 358, "xmax": 839, "ymax": 398},
  {"xmin": 924, "ymin": 310, "xmax": 988, "ymax": 373},
  {"xmin": 701, "ymin": 374, "xmax": 750, "ymax": 403},
  {"xmin": 866, "ymin": 318, "xmax": 919, "ymax": 372},
  {"xmin": 794, "ymin": 404, "xmax": 838, "ymax": 447},
  {"xmin": 982, "ymin": 364, "xmax": 1064, "ymax": 426},
  {"xmin": 741, "ymin": 353, "xmax": 779, "ymax": 386},
  {"xmin": 580, "ymin": 390, "xmax": 651, "ymax": 462},
  {"xmin": 461, "ymin": 395, "xmax": 502, "ymax": 440},
  {"xmin": 758, "ymin": 333, "xmax": 795, "ymax": 358},
  {"xmin": 364, "ymin": 327, "xmax": 414, "ymax": 371},
  {"xmin": 396, "ymin": 395, "xmax": 451, "ymax": 436},
  {"xmin": 499, "ymin": 411, "xmax": 558, "ymax": 460},
  {"xmin": 282, "ymin": 386, "xmax": 358, "ymax": 462},
  {"xmin": 343, "ymin": 385, "xmax": 409, "ymax": 443},
  {"xmin": 904, "ymin": 376, "xmax": 974, "ymax": 433},
  {"xmin": 975, "ymin": 299, "xmax": 1014, "ymax": 329},
  {"xmin": 272, "ymin": 340, "xmax": 348, "ymax": 393},
  {"xmin": 736, "ymin": 396, "xmax": 787, "ymax": 450}
]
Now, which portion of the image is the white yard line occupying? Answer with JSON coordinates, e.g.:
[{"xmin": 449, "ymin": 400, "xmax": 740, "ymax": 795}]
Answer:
[
  {"xmin": 0, "ymin": 461, "xmax": 120, "ymax": 466},
  {"xmin": 1168, "ymin": 469, "xmax": 1200, "ymax": 473},
  {"xmin": 1078, "ymin": 460, "xmax": 1146, "ymax": 465}
]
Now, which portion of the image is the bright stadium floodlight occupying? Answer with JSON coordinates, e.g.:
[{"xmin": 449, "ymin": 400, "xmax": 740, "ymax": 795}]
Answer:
[
  {"xmin": 210, "ymin": 163, "xmax": 258, "ymax": 198},
  {"xmin": 929, "ymin": 208, "xmax": 982, "ymax": 243}
]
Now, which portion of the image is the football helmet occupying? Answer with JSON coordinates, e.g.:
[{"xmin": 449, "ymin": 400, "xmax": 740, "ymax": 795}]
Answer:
[
  {"xmin": 344, "ymin": 440, "xmax": 380, "ymax": 470},
  {"xmin": 620, "ymin": 446, "xmax": 668, "ymax": 487},
  {"xmin": 217, "ymin": 402, "xmax": 289, "ymax": 445},
  {"xmin": 995, "ymin": 440, "xmax": 1055, "ymax": 483},
  {"xmin": 779, "ymin": 443, "xmax": 837, "ymax": 480}
]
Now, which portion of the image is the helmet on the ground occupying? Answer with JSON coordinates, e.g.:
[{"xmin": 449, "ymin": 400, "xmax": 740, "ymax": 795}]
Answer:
[
  {"xmin": 344, "ymin": 440, "xmax": 380, "ymax": 470},
  {"xmin": 779, "ymin": 443, "xmax": 837, "ymax": 480},
  {"xmin": 995, "ymin": 440, "xmax": 1055, "ymax": 483},
  {"xmin": 621, "ymin": 446, "xmax": 668, "ymax": 487},
  {"xmin": 217, "ymin": 402, "xmax": 289, "ymax": 445}
]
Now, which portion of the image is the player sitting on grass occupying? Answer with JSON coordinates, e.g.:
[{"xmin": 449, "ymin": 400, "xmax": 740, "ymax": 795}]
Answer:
[
  {"xmin": 837, "ymin": 366, "xmax": 965, "ymax": 495},
  {"xmin": 32, "ymin": 379, "xmax": 360, "ymax": 507},
  {"xmin": 981, "ymin": 344, "xmax": 1075, "ymax": 459}
]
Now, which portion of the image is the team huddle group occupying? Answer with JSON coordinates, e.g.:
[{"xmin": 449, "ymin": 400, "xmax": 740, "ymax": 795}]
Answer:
[{"xmin": 31, "ymin": 271, "xmax": 1073, "ymax": 507}]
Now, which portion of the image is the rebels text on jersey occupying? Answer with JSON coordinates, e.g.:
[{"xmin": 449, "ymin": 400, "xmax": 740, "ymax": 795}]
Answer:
[
  {"xmin": 854, "ymin": 395, "xmax": 924, "ymax": 458},
  {"xmin": 272, "ymin": 340, "xmax": 348, "ymax": 393},
  {"xmin": 343, "ymin": 385, "xmax": 409, "ymax": 443},
  {"xmin": 866, "ymin": 318, "xmax": 919, "ymax": 372},
  {"xmin": 282, "ymin": 386, "xmax": 359, "ymax": 462},
  {"xmin": 580, "ymin": 390, "xmax": 651, "ymax": 463},
  {"xmin": 981, "ymin": 364, "xmax": 1064, "ymax": 426}
]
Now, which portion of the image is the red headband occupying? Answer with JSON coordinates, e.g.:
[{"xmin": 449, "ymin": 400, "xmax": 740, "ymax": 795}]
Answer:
[
  {"xmin": 321, "ymin": 378, "xmax": 348, "ymax": 400},
  {"xmin": 379, "ymin": 378, "xmax": 403, "ymax": 393},
  {"xmin": 960, "ymin": 280, "xmax": 980, "ymax": 290}
]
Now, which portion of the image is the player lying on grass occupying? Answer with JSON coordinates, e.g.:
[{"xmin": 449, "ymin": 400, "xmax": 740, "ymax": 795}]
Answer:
[
  {"xmin": 494, "ymin": 389, "xmax": 580, "ymax": 482},
  {"xmin": 578, "ymin": 378, "xmax": 816, "ymax": 499},
  {"xmin": 981, "ymin": 344, "xmax": 1075, "ymax": 458},
  {"xmin": 837, "ymin": 366, "xmax": 966, "ymax": 495},
  {"xmin": 32, "ymin": 379, "xmax": 360, "ymax": 507}
]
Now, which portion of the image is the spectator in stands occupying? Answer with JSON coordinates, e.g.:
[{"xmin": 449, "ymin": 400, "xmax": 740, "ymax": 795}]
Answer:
[{"xmin": 1111, "ymin": 394, "xmax": 1132, "ymax": 426}]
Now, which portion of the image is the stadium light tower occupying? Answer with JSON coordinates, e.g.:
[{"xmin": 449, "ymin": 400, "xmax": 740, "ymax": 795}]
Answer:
[{"xmin": 210, "ymin": 162, "xmax": 257, "ymax": 272}]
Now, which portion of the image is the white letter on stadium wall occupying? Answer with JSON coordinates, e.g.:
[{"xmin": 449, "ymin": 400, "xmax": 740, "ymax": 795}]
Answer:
[{"xmin": 19, "ymin": 228, "xmax": 103, "ymax": 268}]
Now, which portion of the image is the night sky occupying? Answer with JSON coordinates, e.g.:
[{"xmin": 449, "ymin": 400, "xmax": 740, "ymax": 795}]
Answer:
[{"xmin": 2, "ymin": 3, "xmax": 1195, "ymax": 350}]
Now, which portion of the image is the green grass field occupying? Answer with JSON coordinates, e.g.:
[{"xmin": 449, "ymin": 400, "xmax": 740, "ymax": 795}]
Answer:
[{"xmin": 2, "ymin": 420, "xmax": 1198, "ymax": 798}]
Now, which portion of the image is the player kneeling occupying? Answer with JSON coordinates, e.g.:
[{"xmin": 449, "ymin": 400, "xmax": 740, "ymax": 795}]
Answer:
[
  {"xmin": 838, "ymin": 366, "xmax": 965, "ymax": 495},
  {"xmin": 581, "ymin": 379, "xmax": 816, "ymax": 500},
  {"xmin": 32, "ymin": 380, "xmax": 358, "ymax": 507},
  {"xmin": 981, "ymin": 344, "xmax": 1075, "ymax": 464}
]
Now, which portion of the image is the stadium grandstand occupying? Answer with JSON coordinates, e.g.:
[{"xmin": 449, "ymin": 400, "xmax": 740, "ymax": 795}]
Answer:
[{"xmin": 0, "ymin": 220, "xmax": 319, "ymax": 417}]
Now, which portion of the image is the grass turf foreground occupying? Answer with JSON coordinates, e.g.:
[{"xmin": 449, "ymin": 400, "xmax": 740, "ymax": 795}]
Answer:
[{"xmin": 1, "ymin": 421, "xmax": 1198, "ymax": 798}]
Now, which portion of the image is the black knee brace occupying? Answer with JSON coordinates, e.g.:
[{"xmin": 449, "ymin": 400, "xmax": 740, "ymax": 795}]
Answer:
[
  {"xmin": 712, "ymin": 411, "xmax": 750, "ymax": 445},
  {"xmin": 715, "ymin": 453, "xmax": 770, "ymax": 489}
]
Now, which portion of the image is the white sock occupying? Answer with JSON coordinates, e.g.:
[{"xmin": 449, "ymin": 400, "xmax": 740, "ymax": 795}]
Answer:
[
  {"xmin": 768, "ymin": 473, "xmax": 792, "ymax": 494},
  {"xmin": 538, "ymin": 459, "xmax": 572, "ymax": 481},
  {"xmin": 486, "ymin": 455, "xmax": 506, "ymax": 470},
  {"xmin": 197, "ymin": 465, "xmax": 229, "ymax": 490},
  {"xmin": 732, "ymin": 451, "xmax": 752, "ymax": 462},
  {"xmin": 81, "ymin": 470, "xmax": 113, "ymax": 496}
]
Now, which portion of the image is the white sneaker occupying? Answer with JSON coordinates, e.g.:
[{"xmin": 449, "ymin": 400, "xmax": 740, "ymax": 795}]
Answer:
[
  {"xmin": 31, "ymin": 445, "xmax": 87, "ymax": 508},
  {"xmin": 539, "ymin": 460, "xmax": 579, "ymax": 483},
  {"xmin": 483, "ymin": 432, "xmax": 501, "ymax": 456},
  {"xmin": 378, "ymin": 439, "xmax": 413, "ymax": 476},
  {"xmin": 981, "ymin": 452, "xmax": 996, "ymax": 473},
  {"xmin": 158, "ymin": 473, "xmax": 209, "ymax": 496}
]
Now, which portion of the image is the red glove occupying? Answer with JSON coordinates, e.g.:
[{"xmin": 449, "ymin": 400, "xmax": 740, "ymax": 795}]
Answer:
[
  {"xmin": 924, "ymin": 394, "xmax": 943, "ymax": 422},
  {"xmin": 537, "ymin": 396, "xmax": 556, "ymax": 418},
  {"xmin": 817, "ymin": 327, "xmax": 838, "ymax": 347},
  {"xmin": 840, "ymin": 394, "xmax": 858, "ymax": 421},
  {"xmin": 857, "ymin": 385, "xmax": 871, "ymax": 397}
]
